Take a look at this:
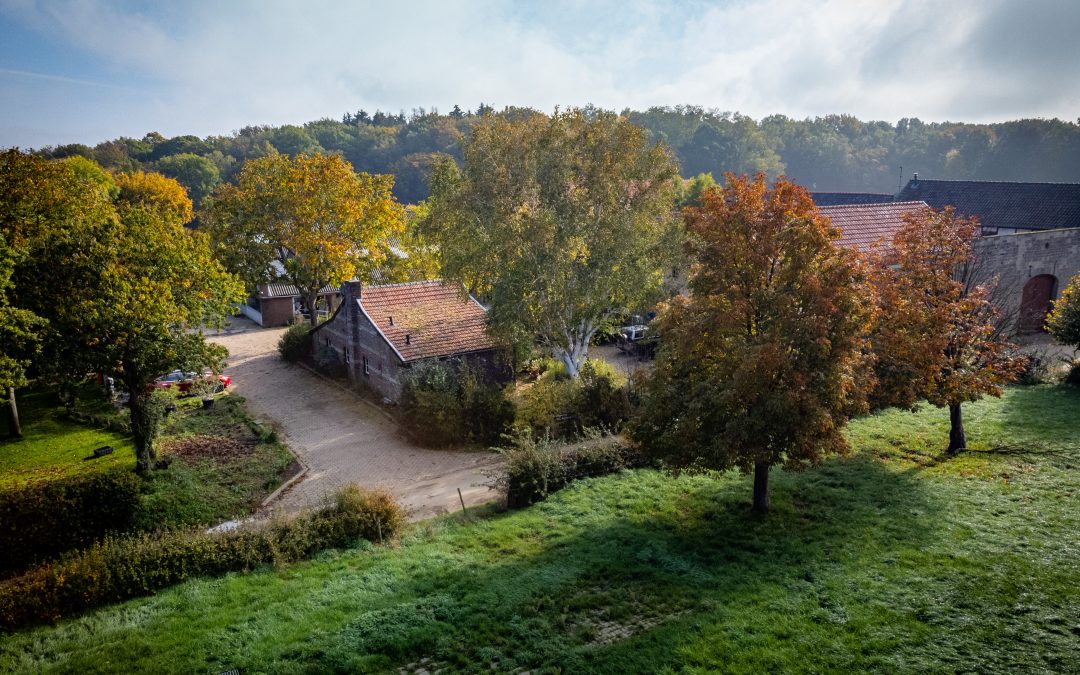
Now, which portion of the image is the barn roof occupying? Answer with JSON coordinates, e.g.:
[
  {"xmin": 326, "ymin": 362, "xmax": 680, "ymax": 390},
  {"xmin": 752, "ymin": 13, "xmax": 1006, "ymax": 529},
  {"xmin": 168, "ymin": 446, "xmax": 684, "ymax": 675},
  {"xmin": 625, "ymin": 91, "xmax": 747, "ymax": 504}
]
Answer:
[
  {"xmin": 820, "ymin": 201, "xmax": 931, "ymax": 253},
  {"xmin": 357, "ymin": 280, "xmax": 496, "ymax": 362},
  {"xmin": 896, "ymin": 179, "xmax": 1080, "ymax": 231},
  {"xmin": 811, "ymin": 192, "xmax": 896, "ymax": 206}
]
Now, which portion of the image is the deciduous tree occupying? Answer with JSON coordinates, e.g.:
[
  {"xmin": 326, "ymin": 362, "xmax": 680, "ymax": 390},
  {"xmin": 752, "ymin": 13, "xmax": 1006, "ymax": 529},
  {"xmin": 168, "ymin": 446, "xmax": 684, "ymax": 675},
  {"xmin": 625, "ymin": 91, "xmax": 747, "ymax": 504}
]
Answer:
[
  {"xmin": 633, "ymin": 174, "xmax": 874, "ymax": 512},
  {"xmin": 97, "ymin": 173, "xmax": 243, "ymax": 473},
  {"xmin": 203, "ymin": 153, "xmax": 406, "ymax": 326},
  {"xmin": 868, "ymin": 207, "xmax": 1024, "ymax": 454},
  {"xmin": 427, "ymin": 108, "xmax": 682, "ymax": 377},
  {"xmin": 1046, "ymin": 273, "xmax": 1080, "ymax": 384}
]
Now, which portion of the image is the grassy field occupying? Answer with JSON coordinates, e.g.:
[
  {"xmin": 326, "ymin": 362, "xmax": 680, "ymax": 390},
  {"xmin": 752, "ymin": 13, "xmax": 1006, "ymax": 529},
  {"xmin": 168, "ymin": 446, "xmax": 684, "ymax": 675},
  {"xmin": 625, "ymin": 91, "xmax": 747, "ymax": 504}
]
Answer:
[
  {"xmin": 0, "ymin": 388, "xmax": 293, "ymax": 530},
  {"xmin": 1, "ymin": 385, "xmax": 1078, "ymax": 673},
  {"xmin": 0, "ymin": 391, "xmax": 136, "ymax": 489}
]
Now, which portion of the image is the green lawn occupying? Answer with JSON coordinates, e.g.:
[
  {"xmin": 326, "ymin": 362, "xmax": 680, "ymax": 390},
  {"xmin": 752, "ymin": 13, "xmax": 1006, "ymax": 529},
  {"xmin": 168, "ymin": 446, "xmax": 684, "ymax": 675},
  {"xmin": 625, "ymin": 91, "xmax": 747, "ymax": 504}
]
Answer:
[
  {"xmin": 0, "ymin": 391, "xmax": 136, "ymax": 489},
  {"xmin": 1, "ymin": 385, "xmax": 1078, "ymax": 673},
  {"xmin": 0, "ymin": 388, "xmax": 293, "ymax": 530}
]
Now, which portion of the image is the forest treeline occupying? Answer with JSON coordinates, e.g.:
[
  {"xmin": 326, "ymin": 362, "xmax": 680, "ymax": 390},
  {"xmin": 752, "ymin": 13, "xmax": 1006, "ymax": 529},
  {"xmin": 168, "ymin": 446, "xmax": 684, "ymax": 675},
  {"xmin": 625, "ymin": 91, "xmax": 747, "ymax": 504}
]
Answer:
[{"xmin": 32, "ymin": 104, "xmax": 1080, "ymax": 205}]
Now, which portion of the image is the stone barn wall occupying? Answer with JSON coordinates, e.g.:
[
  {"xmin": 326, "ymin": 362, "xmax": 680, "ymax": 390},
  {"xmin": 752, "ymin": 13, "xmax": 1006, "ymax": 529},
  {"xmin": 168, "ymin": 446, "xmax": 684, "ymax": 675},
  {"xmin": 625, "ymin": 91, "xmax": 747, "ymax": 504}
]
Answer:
[{"xmin": 972, "ymin": 228, "xmax": 1080, "ymax": 335}]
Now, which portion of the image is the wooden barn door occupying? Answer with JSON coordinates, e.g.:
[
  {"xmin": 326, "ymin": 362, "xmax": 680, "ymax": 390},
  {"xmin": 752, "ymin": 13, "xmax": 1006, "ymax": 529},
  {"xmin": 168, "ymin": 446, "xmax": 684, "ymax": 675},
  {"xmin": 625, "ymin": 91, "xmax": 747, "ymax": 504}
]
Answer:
[{"xmin": 1019, "ymin": 274, "xmax": 1056, "ymax": 334}]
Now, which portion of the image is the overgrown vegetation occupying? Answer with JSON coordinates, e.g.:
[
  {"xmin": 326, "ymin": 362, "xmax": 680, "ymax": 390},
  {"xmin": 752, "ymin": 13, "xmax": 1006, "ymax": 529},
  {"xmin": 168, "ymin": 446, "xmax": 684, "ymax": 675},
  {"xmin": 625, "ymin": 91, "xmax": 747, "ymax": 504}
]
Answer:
[
  {"xmin": 277, "ymin": 322, "xmax": 312, "ymax": 362},
  {"xmin": 514, "ymin": 358, "xmax": 632, "ymax": 438},
  {"xmin": 497, "ymin": 431, "xmax": 646, "ymax": 508},
  {"xmin": 0, "ymin": 470, "xmax": 141, "ymax": 575},
  {"xmin": 2, "ymin": 385, "xmax": 1076, "ymax": 672},
  {"xmin": 399, "ymin": 360, "xmax": 515, "ymax": 447},
  {"xmin": 0, "ymin": 485, "xmax": 405, "ymax": 630}
]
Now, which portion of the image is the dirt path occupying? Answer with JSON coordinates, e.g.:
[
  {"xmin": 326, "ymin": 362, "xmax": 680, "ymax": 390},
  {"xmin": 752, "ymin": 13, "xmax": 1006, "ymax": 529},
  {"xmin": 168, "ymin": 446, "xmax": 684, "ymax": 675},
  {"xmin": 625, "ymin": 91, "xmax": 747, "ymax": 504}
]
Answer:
[{"xmin": 209, "ymin": 319, "xmax": 502, "ymax": 520}]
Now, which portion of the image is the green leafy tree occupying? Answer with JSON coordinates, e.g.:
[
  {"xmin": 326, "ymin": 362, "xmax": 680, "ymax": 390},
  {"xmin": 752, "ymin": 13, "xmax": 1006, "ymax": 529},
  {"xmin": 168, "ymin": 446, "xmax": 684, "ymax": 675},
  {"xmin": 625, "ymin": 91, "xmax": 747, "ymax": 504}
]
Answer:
[
  {"xmin": 633, "ymin": 174, "xmax": 874, "ymax": 513},
  {"xmin": 1047, "ymin": 274, "xmax": 1080, "ymax": 348},
  {"xmin": 1046, "ymin": 274, "xmax": 1080, "ymax": 384},
  {"xmin": 98, "ymin": 175, "xmax": 243, "ymax": 473},
  {"xmin": 156, "ymin": 153, "xmax": 221, "ymax": 206},
  {"xmin": 203, "ymin": 153, "xmax": 406, "ymax": 326},
  {"xmin": 1, "ymin": 151, "xmax": 117, "ymax": 426},
  {"xmin": 428, "ymin": 108, "xmax": 681, "ymax": 377}
]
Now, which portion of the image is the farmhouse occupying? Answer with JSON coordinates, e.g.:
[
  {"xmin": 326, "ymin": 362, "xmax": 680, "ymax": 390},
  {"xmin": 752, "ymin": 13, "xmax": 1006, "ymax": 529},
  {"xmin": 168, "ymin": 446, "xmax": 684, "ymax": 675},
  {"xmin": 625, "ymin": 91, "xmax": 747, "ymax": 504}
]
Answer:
[
  {"xmin": 310, "ymin": 280, "xmax": 503, "ymax": 402},
  {"xmin": 817, "ymin": 194, "xmax": 1080, "ymax": 335}
]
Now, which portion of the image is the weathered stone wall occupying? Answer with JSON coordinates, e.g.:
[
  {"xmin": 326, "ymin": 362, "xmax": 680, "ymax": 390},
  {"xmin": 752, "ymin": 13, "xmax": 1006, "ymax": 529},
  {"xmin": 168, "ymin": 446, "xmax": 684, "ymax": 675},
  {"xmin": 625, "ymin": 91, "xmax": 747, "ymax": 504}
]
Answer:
[
  {"xmin": 973, "ymin": 228, "xmax": 1080, "ymax": 334},
  {"xmin": 313, "ymin": 281, "xmax": 407, "ymax": 401}
]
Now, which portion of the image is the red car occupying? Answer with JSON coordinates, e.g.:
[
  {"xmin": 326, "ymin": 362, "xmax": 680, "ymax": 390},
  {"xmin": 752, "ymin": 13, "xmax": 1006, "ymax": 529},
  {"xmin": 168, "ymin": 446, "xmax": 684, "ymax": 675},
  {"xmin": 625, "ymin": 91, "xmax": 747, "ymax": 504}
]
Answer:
[{"xmin": 152, "ymin": 370, "xmax": 232, "ymax": 394}]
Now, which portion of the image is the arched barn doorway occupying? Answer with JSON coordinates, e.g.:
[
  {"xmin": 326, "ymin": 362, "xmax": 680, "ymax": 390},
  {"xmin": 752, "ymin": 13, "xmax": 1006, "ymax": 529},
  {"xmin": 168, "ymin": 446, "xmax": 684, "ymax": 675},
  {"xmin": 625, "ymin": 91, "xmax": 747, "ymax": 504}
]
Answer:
[{"xmin": 1019, "ymin": 274, "xmax": 1057, "ymax": 334}]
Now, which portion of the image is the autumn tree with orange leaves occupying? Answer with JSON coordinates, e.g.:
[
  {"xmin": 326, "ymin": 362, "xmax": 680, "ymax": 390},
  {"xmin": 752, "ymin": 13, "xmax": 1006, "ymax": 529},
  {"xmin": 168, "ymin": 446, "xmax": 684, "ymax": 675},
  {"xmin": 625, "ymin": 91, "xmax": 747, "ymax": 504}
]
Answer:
[
  {"xmin": 868, "ymin": 206, "xmax": 1024, "ymax": 454},
  {"xmin": 633, "ymin": 174, "xmax": 874, "ymax": 513}
]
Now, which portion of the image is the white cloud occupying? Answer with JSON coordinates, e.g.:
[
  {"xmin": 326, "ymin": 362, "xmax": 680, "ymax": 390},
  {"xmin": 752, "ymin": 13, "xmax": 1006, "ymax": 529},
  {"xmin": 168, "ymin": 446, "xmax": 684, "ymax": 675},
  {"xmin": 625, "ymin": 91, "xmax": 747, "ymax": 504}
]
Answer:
[{"xmin": 1, "ymin": 0, "xmax": 1078, "ymax": 146}]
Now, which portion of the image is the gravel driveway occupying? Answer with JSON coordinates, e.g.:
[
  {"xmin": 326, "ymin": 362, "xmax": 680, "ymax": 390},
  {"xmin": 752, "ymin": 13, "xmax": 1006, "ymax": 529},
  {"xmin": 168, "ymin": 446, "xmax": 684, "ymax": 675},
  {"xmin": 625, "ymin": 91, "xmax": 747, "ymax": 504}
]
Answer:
[{"xmin": 210, "ymin": 318, "xmax": 502, "ymax": 520}]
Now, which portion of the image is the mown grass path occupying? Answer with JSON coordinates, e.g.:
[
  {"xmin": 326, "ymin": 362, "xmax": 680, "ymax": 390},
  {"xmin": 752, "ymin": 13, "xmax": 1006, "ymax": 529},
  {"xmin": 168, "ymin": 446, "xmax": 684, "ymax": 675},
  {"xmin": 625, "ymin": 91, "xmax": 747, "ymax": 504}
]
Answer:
[{"xmin": 1, "ymin": 385, "xmax": 1078, "ymax": 673}]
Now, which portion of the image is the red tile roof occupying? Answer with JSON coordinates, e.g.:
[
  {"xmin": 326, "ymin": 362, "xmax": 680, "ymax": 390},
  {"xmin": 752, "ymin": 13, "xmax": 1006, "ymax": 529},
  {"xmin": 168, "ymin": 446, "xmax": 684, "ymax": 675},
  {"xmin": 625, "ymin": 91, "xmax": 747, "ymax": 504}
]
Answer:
[
  {"xmin": 820, "ymin": 201, "xmax": 930, "ymax": 253},
  {"xmin": 358, "ymin": 280, "xmax": 496, "ymax": 362}
]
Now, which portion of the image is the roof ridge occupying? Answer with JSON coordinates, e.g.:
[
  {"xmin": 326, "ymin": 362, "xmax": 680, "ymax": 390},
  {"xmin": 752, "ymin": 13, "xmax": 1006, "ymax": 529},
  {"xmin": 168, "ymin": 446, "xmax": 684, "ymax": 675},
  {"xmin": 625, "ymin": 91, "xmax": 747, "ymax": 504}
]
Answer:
[
  {"xmin": 365, "ymin": 279, "xmax": 447, "ymax": 290},
  {"xmin": 909, "ymin": 179, "xmax": 1080, "ymax": 187}
]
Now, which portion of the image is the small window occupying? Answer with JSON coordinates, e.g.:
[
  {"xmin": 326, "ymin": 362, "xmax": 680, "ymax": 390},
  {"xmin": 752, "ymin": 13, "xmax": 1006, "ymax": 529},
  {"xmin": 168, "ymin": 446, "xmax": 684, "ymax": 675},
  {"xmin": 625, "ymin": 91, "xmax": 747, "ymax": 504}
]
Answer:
[
  {"xmin": 344, "ymin": 347, "xmax": 350, "ymax": 364},
  {"xmin": 363, "ymin": 355, "xmax": 369, "ymax": 376}
]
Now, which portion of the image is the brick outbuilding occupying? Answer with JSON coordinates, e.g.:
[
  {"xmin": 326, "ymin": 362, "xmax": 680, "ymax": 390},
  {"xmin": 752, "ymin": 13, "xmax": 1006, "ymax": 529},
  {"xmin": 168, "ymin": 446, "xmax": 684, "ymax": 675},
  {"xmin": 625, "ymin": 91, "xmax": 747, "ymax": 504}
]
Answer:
[{"xmin": 310, "ymin": 280, "xmax": 504, "ymax": 402}]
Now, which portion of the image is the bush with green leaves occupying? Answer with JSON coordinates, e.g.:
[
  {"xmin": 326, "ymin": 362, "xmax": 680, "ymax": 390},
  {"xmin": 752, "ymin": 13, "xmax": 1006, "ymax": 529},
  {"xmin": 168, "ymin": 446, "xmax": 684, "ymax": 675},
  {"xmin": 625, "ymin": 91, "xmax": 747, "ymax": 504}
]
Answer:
[
  {"xmin": 277, "ymin": 322, "xmax": 312, "ymax": 362},
  {"xmin": 1047, "ymin": 275, "xmax": 1080, "ymax": 385},
  {"xmin": 0, "ymin": 470, "xmax": 142, "ymax": 575},
  {"xmin": 515, "ymin": 358, "xmax": 631, "ymax": 437},
  {"xmin": 496, "ymin": 431, "xmax": 646, "ymax": 508},
  {"xmin": 400, "ymin": 360, "xmax": 515, "ymax": 447},
  {"xmin": 0, "ymin": 485, "xmax": 405, "ymax": 629}
]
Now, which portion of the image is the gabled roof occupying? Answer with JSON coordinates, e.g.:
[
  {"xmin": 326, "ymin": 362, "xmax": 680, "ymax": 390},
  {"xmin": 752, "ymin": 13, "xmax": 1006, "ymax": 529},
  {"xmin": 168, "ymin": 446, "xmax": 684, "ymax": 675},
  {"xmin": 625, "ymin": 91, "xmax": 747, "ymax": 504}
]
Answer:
[
  {"xmin": 357, "ymin": 280, "xmax": 496, "ymax": 362},
  {"xmin": 896, "ymin": 179, "xmax": 1080, "ymax": 231},
  {"xmin": 812, "ymin": 192, "xmax": 896, "ymax": 206},
  {"xmin": 820, "ymin": 201, "xmax": 930, "ymax": 254},
  {"xmin": 260, "ymin": 282, "xmax": 337, "ymax": 299}
]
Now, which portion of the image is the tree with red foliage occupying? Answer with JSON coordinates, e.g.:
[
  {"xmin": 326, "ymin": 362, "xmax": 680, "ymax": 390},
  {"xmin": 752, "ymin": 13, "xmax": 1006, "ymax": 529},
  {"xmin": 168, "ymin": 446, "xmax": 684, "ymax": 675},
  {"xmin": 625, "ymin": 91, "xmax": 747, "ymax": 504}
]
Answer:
[
  {"xmin": 869, "ymin": 207, "xmax": 1024, "ymax": 454},
  {"xmin": 633, "ymin": 174, "xmax": 874, "ymax": 513}
]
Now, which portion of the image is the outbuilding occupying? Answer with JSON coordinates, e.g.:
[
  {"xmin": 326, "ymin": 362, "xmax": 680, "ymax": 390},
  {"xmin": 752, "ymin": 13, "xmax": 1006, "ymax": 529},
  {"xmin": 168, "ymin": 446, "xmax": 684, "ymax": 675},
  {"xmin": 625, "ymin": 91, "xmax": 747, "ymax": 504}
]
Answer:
[{"xmin": 310, "ymin": 280, "xmax": 504, "ymax": 402}]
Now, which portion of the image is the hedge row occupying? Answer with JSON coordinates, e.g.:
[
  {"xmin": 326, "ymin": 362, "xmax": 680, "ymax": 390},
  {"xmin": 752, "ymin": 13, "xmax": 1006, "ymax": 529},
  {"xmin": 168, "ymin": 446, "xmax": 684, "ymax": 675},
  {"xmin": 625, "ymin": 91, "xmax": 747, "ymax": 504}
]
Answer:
[
  {"xmin": 0, "ymin": 485, "xmax": 405, "ymax": 630},
  {"xmin": 0, "ymin": 470, "xmax": 142, "ymax": 575},
  {"xmin": 500, "ymin": 434, "xmax": 648, "ymax": 508}
]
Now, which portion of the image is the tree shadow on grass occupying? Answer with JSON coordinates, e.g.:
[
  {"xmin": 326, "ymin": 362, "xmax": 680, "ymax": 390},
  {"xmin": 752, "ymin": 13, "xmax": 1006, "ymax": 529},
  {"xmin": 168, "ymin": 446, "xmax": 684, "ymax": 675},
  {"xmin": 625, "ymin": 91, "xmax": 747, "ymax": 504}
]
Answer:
[{"xmin": 282, "ymin": 456, "xmax": 937, "ymax": 674}]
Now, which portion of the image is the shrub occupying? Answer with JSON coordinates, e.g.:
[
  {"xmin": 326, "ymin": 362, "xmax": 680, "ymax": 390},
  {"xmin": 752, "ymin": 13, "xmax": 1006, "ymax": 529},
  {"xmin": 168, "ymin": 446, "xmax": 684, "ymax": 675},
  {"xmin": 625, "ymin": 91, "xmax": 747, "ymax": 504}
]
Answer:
[
  {"xmin": 515, "ymin": 359, "xmax": 631, "ymax": 437},
  {"xmin": 1066, "ymin": 359, "xmax": 1080, "ymax": 387},
  {"xmin": 0, "ymin": 485, "xmax": 405, "ymax": 630},
  {"xmin": 1014, "ymin": 351, "xmax": 1055, "ymax": 386},
  {"xmin": 278, "ymin": 322, "xmax": 312, "ymax": 362},
  {"xmin": 497, "ymin": 432, "xmax": 647, "ymax": 508},
  {"xmin": 0, "ymin": 470, "xmax": 142, "ymax": 576},
  {"xmin": 569, "ymin": 360, "xmax": 632, "ymax": 432},
  {"xmin": 400, "ymin": 360, "xmax": 514, "ymax": 446},
  {"xmin": 514, "ymin": 377, "xmax": 577, "ymax": 435}
]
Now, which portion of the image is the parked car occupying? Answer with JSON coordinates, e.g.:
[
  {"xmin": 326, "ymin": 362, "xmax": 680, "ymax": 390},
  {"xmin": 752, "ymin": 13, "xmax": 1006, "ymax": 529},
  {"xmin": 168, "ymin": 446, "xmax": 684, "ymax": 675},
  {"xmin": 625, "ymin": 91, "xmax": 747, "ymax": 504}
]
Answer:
[
  {"xmin": 152, "ymin": 370, "xmax": 232, "ymax": 394},
  {"xmin": 615, "ymin": 324, "xmax": 658, "ymax": 358}
]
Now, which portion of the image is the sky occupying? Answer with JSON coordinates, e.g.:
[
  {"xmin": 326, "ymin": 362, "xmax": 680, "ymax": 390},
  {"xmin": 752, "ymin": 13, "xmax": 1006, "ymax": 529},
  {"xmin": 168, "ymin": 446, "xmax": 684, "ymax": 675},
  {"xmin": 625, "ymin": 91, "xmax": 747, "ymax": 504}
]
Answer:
[{"xmin": 1, "ymin": 0, "xmax": 1078, "ymax": 148}]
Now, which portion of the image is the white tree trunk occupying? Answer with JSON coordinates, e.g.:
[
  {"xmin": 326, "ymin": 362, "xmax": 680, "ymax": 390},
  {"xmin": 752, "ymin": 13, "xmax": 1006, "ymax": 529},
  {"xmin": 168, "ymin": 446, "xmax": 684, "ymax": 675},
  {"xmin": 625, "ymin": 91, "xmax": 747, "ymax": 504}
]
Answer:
[{"xmin": 555, "ymin": 323, "xmax": 594, "ymax": 379}]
